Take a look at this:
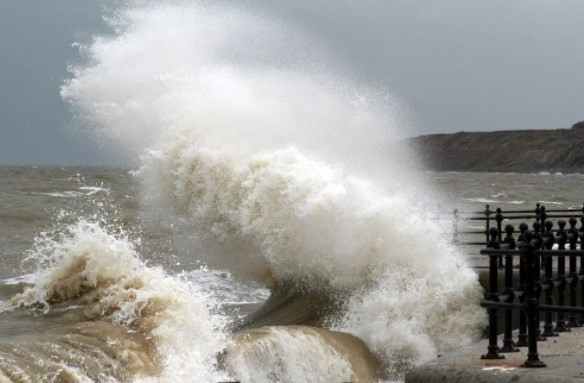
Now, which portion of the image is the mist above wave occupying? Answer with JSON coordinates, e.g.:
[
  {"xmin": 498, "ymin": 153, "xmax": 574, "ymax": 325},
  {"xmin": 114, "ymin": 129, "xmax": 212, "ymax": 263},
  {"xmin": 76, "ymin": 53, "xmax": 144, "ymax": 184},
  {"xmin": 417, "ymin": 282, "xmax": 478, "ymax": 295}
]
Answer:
[{"xmin": 61, "ymin": 2, "xmax": 418, "ymax": 188}]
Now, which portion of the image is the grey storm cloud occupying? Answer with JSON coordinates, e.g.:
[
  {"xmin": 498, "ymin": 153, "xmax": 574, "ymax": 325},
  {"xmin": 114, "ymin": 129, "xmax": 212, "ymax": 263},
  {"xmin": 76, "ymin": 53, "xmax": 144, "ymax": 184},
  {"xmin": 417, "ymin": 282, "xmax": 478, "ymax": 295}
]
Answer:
[{"xmin": 1, "ymin": 0, "xmax": 583, "ymax": 165}]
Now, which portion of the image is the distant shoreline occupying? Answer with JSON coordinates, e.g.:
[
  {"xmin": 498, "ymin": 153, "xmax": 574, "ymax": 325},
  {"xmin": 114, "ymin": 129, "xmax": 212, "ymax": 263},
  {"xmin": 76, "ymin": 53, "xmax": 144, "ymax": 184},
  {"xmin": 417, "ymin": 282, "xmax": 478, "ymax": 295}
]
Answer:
[{"xmin": 409, "ymin": 128, "xmax": 584, "ymax": 173}]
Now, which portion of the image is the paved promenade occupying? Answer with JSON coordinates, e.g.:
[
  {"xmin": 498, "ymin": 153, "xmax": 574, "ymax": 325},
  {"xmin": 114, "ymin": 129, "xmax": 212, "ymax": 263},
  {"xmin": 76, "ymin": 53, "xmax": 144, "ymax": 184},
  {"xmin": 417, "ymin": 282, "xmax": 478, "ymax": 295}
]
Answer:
[{"xmin": 406, "ymin": 327, "xmax": 584, "ymax": 383}]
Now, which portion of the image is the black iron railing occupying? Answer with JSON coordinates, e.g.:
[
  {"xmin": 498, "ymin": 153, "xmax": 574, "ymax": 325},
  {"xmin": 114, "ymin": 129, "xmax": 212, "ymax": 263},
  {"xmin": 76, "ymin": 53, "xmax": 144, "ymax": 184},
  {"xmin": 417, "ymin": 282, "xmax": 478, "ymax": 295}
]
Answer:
[
  {"xmin": 448, "ymin": 203, "xmax": 584, "ymax": 272},
  {"xmin": 480, "ymin": 221, "xmax": 584, "ymax": 367},
  {"xmin": 453, "ymin": 202, "xmax": 584, "ymax": 247}
]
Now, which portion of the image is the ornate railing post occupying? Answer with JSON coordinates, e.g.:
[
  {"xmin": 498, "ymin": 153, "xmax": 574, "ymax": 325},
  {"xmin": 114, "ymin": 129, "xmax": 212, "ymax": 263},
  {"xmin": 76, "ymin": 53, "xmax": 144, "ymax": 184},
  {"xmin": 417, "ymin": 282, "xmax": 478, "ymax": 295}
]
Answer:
[
  {"xmin": 522, "ymin": 230, "xmax": 546, "ymax": 367},
  {"xmin": 535, "ymin": 203, "xmax": 541, "ymax": 222},
  {"xmin": 554, "ymin": 220, "xmax": 570, "ymax": 333},
  {"xmin": 515, "ymin": 222, "xmax": 529, "ymax": 347},
  {"xmin": 484, "ymin": 204, "xmax": 492, "ymax": 244},
  {"xmin": 542, "ymin": 220, "xmax": 558, "ymax": 337},
  {"xmin": 539, "ymin": 206, "xmax": 548, "ymax": 269},
  {"xmin": 531, "ymin": 222, "xmax": 545, "ymax": 341},
  {"xmin": 481, "ymin": 227, "xmax": 505, "ymax": 360},
  {"xmin": 567, "ymin": 218, "xmax": 581, "ymax": 327},
  {"xmin": 496, "ymin": 208, "xmax": 504, "ymax": 269},
  {"xmin": 579, "ymin": 216, "xmax": 584, "ymax": 324},
  {"xmin": 501, "ymin": 224, "xmax": 519, "ymax": 352},
  {"xmin": 452, "ymin": 208, "xmax": 459, "ymax": 245},
  {"xmin": 539, "ymin": 205, "xmax": 547, "ymax": 225}
]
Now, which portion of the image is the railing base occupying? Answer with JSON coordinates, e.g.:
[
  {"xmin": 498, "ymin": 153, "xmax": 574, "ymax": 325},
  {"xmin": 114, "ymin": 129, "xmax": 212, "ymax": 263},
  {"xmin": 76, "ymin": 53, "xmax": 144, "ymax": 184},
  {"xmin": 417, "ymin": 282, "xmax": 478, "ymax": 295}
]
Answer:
[
  {"xmin": 541, "ymin": 328, "xmax": 558, "ymax": 338},
  {"xmin": 553, "ymin": 322, "xmax": 570, "ymax": 333},
  {"xmin": 522, "ymin": 358, "xmax": 546, "ymax": 368},
  {"xmin": 566, "ymin": 320, "xmax": 581, "ymax": 328},
  {"xmin": 500, "ymin": 344, "xmax": 520, "ymax": 353},
  {"xmin": 481, "ymin": 346, "xmax": 505, "ymax": 360},
  {"xmin": 514, "ymin": 335, "xmax": 528, "ymax": 347}
]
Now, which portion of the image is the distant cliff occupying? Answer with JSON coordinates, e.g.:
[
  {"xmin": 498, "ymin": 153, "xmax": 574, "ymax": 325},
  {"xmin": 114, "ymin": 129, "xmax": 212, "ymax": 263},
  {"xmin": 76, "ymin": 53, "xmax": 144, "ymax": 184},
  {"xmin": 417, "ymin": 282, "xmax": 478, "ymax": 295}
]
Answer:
[{"xmin": 409, "ymin": 129, "xmax": 584, "ymax": 173}]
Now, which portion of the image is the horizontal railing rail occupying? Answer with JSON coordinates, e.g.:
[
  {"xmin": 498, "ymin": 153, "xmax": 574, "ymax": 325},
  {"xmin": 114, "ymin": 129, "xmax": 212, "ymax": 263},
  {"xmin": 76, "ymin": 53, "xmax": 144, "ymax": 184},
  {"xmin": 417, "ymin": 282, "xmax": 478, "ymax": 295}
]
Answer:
[{"xmin": 441, "ymin": 203, "xmax": 584, "ymax": 270}]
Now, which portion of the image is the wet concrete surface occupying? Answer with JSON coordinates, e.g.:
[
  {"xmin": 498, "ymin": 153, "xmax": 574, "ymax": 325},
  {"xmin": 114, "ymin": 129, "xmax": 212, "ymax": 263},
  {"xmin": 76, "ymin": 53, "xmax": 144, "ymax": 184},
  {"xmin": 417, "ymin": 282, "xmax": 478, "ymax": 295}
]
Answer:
[{"xmin": 406, "ymin": 326, "xmax": 584, "ymax": 382}]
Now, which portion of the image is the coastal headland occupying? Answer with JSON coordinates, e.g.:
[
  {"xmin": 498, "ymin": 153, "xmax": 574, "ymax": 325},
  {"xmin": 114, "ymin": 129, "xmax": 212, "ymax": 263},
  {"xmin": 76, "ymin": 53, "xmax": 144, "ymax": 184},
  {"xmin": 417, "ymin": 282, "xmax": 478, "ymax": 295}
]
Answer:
[{"xmin": 410, "ymin": 125, "xmax": 584, "ymax": 173}]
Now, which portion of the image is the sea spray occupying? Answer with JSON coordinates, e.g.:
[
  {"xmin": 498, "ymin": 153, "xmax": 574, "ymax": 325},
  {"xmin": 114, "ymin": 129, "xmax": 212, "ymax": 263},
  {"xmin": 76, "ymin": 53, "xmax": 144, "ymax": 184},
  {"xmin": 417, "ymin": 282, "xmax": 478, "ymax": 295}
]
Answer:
[
  {"xmin": 61, "ymin": 2, "xmax": 418, "ymax": 190},
  {"xmin": 225, "ymin": 326, "xmax": 363, "ymax": 383},
  {"xmin": 60, "ymin": 1, "xmax": 486, "ymax": 381},
  {"xmin": 2, "ymin": 220, "xmax": 229, "ymax": 382},
  {"xmin": 137, "ymin": 139, "xmax": 485, "ymax": 378}
]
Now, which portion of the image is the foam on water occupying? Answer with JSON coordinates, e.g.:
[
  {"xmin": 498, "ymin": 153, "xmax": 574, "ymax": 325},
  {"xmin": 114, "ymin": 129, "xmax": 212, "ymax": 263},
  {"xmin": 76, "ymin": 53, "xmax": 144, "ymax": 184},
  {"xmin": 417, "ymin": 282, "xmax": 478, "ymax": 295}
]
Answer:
[
  {"xmin": 58, "ymin": 1, "xmax": 486, "ymax": 380},
  {"xmin": 225, "ymin": 326, "xmax": 362, "ymax": 383},
  {"xmin": 136, "ymin": 140, "xmax": 485, "ymax": 377},
  {"xmin": 2, "ymin": 220, "xmax": 229, "ymax": 382}
]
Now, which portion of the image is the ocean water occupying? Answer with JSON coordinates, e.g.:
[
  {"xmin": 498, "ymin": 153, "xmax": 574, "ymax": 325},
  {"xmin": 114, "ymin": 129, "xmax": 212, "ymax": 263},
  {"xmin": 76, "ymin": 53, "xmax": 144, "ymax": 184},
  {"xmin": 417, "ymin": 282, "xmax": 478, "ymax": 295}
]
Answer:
[
  {"xmin": 1, "ymin": 2, "xmax": 579, "ymax": 382},
  {"xmin": 3, "ymin": 166, "xmax": 581, "ymax": 382},
  {"xmin": 432, "ymin": 171, "xmax": 584, "ymax": 268}
]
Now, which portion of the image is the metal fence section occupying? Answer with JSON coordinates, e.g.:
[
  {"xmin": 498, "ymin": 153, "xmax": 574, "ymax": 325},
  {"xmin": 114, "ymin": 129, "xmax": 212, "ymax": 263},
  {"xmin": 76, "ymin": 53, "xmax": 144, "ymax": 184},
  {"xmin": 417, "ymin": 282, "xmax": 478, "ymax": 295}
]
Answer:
[
  {"xmin": 454, "ymin": 202, "xmax": 584, "ymax": 247},
  {"xmin": 480, "ymin": 219, "xmax": 584, "ymax": 367}
]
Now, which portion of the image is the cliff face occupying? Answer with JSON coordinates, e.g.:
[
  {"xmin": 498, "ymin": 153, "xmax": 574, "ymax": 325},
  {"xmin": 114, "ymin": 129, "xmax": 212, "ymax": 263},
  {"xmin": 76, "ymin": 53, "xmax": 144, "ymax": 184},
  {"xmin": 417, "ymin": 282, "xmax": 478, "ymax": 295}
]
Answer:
[{"xmin": 409, "ymin": 129, "xmax": 584, "ymax": 173}]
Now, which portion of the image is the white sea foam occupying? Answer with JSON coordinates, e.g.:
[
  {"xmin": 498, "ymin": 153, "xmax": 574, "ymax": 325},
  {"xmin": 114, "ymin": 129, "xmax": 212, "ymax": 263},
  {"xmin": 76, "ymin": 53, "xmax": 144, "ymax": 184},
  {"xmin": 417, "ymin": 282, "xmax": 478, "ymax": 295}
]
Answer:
[
  {"xmin": 137, "ymin": 142, "xmax": 485, "ymax": 377},
  {"xmin": 60, "ymin": 1, "xmax": 485, "ymax": 380},
  {"xmin": 3, "ymin": 220, "xmax": 229, "ymax": 383},
  {"xmin": 2, "ymin": 273, "xmax": 39, "ymax": 285},
  {"xmin": 79, "ymin": 185, "xmax": 110, "ymax": 195},
  {"xmin": 31, "ymin": 191, "xmax": 85, "ymax": 198},
  {"xmin": 30, "ymin": 186, "xmax": 109, "ymax": 198},
  {"xmin": 61, "ymin": 2, "xmax": 421, "ymax": 191},
  {"xmin": 464, "ymin": 198, "xmax": 499, "ymax": 204},
  {"xmin": 225, "ymin": 327, "xmax": 356, "ymax": 383},
  {"xmin": 539, "ymin": 200, "xmax": 564, "ymax": 206}
]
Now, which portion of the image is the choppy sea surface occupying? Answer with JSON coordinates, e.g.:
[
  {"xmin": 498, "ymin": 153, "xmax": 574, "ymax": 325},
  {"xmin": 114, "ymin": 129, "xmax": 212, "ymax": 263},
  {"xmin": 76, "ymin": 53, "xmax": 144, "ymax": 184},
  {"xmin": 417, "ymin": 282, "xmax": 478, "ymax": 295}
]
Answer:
[
  {"xmin": 0, "ymin": 165, "xmax": 579, "ymax": 382},
  {"xmin": 433, "ymin": 171, "xmax": 584, "ymax": 266},
  {"xmin": 3, "ymin": 167, "xmax": 582, "ymax": 281}
]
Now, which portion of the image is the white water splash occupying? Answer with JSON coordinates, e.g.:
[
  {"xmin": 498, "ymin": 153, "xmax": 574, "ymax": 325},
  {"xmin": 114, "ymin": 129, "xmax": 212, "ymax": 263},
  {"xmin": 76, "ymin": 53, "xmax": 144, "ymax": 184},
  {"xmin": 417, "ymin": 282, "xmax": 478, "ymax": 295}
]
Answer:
[
  {"xmin": 60, "ymin": 1, "xmax": 485, "ymax": 380},
  {"xmin": 225, "ymin": 327, "xmax": 355, "ymax": 383},
  {"xmin": 4, "ymin": 220, "xmax": 229, "ymax": 382}
]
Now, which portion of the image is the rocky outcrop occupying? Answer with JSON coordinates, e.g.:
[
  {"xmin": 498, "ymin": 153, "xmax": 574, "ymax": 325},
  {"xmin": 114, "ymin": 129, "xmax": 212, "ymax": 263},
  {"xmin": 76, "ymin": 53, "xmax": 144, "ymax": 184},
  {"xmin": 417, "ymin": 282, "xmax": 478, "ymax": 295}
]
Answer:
[{"xmin": 409, "ymin": 129, "xmax": 584, "ymax": 173}]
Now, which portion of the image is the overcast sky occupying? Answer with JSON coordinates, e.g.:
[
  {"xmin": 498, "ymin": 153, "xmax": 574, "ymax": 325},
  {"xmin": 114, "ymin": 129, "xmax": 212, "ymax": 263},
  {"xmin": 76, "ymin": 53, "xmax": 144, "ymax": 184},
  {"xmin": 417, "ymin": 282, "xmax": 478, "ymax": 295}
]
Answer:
[{"xmin": 1, "ymin": 0, "xmax": 583, "ymax": 165}]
